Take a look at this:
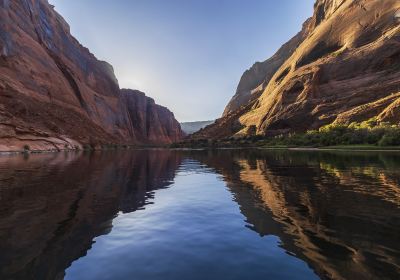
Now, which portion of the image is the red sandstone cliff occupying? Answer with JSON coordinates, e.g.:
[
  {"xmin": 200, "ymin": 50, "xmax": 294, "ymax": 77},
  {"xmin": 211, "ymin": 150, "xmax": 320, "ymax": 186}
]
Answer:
[
  {"xmin": 200, "ymin": 0, "xmax": 400, "ymax": 139},
  {"xmin": 121, "ymin": 89, "xmax": 183, "ymax": 144},
  {"xmin": 0, "ymin": 0, "xmax": 182, "ymax": 151}
]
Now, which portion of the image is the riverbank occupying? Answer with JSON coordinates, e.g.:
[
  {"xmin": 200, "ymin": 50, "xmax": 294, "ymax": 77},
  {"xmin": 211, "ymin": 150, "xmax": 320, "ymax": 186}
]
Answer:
[
  {"xmin": 0, "ymin": 144, "xmax": 170, "ymax": 155},
  {"xmin": 261, "ymin": 145, "xmax": 400, "ymax": 152},
  {"xmin": 2, "ymin": 143, "xmax": 400, "ymax": 156},
  {"xmin": 176, "ymin": 120, "xmax": 400, "ymax": 151},
  {"xmin": 170, "ymin": 137, "xmax": 400, "ymax": 151}
]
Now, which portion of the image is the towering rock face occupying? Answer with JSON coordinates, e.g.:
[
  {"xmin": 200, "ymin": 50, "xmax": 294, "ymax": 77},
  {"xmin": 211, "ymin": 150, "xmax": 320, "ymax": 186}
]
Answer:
[
  {"xmin": 0, "ymin": 0, "xmax": 182, "ymax": 151},
  {"xmin": 222, "ymin": 19, "xmax": 313, "ymax": 117},
  {"xmin": 204, "ymin": 0, "xmax": 400, "ymax": 138},
  {"xmin": 121, "ymin": 89, "xmax": 183, "ymax": 144}
]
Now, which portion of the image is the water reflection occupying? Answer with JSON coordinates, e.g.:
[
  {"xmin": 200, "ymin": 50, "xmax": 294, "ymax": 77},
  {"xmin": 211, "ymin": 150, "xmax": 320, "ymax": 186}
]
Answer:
[
  {"xmin": 191, "ymin": 150, "xmax": 400, "ymax": 279},
  {"xmin": 0, "ymin": 150, "xmax": 182, "ymax": 280},
  {"xmin": 0, "ymin": 149, "xmax": 399, "ymax": 280}
]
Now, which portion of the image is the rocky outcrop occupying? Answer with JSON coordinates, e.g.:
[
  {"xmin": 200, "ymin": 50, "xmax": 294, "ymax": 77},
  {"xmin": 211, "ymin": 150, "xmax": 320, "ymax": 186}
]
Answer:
[
  {"xmin": 222, "ymin": 18, "xmax": 313, "ymax": 117},
  {"xmin": 121, "ymin": 89, "xmax": 183, "ymax": 144},
  {"xmin": 204, "ymin": 0, "xmax": 400, "ymax": 138},
  {"xmin": 0, "ymin": 0, "xmax": 182, "ymax": 151}
]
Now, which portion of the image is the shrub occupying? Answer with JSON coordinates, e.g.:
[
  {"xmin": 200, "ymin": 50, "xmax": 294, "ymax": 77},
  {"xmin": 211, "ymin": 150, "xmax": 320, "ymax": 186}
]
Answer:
[
  {"xmin": 83, "ymin": 144, "xmax": 93, "ymax": 150},
  {"xmin": 379, "ymin": 129, "xmax": 400, "ymax": 146},
  {"xmin": 176, "ymin": 120, "xmax": 400, "ymax": 148},
  {"xmin": 262, "ymin": 119, "xmax": 400, "ymax": 147}
]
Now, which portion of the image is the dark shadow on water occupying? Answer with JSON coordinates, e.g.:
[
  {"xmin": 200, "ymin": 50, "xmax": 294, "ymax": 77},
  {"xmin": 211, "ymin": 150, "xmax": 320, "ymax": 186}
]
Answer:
[
  {"xmin": 0, "ymin": 149, "xmax": 399, "ymax": 279},
  {"xmin": 0, "ymin": 150, "xmax": 182, "ymax": 280}
]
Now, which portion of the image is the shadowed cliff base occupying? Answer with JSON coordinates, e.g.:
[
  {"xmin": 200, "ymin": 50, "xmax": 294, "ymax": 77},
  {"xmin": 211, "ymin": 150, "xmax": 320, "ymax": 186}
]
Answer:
[{"xmin": 179, "ymin": 119, "xmax": 400, "ymax": 149}]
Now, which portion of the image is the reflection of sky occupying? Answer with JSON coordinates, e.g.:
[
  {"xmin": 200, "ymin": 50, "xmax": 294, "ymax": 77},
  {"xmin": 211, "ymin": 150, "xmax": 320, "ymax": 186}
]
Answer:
[
  {"xmin": 65, "ymin": 164, "xmax": 317, "ymax": 280},
  {"xmin": 48, "ymin": 0, "xmax": 314, "ymax": 122}
]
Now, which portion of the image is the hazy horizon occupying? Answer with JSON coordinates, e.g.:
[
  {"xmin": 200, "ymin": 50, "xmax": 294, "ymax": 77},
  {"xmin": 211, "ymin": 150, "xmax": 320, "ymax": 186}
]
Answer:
[{"xmin": 49, "ymin": 0, "xmax": 314, "ymax": 122}]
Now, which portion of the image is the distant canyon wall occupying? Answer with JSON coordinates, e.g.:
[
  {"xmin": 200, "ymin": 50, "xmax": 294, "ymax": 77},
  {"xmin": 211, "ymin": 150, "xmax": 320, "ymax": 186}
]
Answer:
[{"xmin": 180, "ymin": 120, "xmax": 214, "ymax": 135}]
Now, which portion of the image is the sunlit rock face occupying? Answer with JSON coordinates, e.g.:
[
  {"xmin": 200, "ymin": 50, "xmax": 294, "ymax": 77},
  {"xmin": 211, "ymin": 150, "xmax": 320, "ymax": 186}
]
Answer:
[
  {"xmin": 222, "ymin": 18, "xmax": 312, "ymax": 118},
  {"xmin": 0, "ymin": 0, "xmax": 182, "ymax": 151},
  {"xmin": 202, "ymin": 0, "xmax": 400, "ymax": 138}
]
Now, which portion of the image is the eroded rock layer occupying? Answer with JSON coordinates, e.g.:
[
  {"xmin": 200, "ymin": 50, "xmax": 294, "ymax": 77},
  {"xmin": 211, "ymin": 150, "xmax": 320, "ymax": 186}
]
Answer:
[
  {"xmin": 202, "ymin": 0, "xmax": 400, "ymax": 138},
  {"xmin": 0, "ymin": 0, "xmax": 182, "ymax": 151}
]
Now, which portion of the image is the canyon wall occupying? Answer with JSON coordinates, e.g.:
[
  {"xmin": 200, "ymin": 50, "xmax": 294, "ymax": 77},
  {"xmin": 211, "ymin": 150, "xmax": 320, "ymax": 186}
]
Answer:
[
  {"xmin": 0, "ymin": 0, "xmax": 182, "ymax": 151},
  {"xmin": 200, "ymin": 0, "xmax": 400, "ymax": 138}
]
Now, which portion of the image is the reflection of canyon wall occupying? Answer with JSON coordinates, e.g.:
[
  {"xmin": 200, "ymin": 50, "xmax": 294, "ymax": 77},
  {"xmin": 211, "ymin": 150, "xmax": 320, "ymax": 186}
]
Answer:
[
  {"xmin": 0, "ymin": 150, "xmax": 182, "ymax": 280},
  {"xmin": 193, "ymin": 150, "xmax": 400, "ymax": 280}
]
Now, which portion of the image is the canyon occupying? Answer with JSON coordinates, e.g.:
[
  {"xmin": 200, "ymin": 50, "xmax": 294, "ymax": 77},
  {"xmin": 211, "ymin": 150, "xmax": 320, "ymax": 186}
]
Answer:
[
  {"xmin": 0, "ymin": 0, "xmax": 183, "ymax": 152},
  {"xmin": 1, "ymin": 0, "xmax": 400, "ymax": 149},
  {"xmin": 1, "ymin": 2, "xmax": 400, "ymax": 279},
  {"xmin": 197, "ymin": 0, "xmax": 400, "ymax": 139}
]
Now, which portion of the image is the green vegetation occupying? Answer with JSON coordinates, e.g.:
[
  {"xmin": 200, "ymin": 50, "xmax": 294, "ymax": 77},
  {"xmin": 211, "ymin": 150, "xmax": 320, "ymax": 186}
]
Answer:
[
  {"xmin": 172, "ymin": 118, "xmax": 400, "ymax": 149},
  {"xmin": 82, "ymin": 144, "xmax": 95, "ymax": 151},
  {"xmin": 170, "ymin": 137, "xmax": 261, "ymax": 149},
  {"xmin": 264, "ymin": 118, "xmax": 400, "ymax": 147},
  {"xmin": 317, "ymin": 145, "xmax": 400, "ymax": 151},
  {"xmin": 83, "ymin": 143, "xmax": 137, "ymax": 151},
  {"xmin": 23, "ymin": 145, "xmax": 30, "ymax": 151}
]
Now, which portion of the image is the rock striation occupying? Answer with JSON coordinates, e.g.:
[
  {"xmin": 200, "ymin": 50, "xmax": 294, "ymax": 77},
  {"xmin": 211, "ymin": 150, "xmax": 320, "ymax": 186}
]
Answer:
[
  {"xmin": 0, "ymin": 0, "xmax": 182, "ymax": 151},
  {"xmin": 121, "ymin": 89, "xmax": 183, "ymax": 144},
  {"xmin": 201, "ymin": 0, "xmax": 400, "ymax": 138}
]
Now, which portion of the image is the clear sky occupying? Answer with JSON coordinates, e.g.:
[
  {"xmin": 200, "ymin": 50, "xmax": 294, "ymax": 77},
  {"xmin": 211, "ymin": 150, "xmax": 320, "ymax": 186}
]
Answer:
[{"xmin": 49, "ymin": 0, "xmax": 315, "ymax": 122}]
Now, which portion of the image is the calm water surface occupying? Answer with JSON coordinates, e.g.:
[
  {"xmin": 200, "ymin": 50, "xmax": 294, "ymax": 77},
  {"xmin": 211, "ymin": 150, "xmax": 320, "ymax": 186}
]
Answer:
[{"xmin": 0, "ymin": 149, "xmax": 399, "ymax": 280}]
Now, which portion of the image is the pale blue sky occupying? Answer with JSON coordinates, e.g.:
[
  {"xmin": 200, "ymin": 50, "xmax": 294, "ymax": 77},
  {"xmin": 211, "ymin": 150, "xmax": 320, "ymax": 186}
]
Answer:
[{"xmin": 49, "ymin": 0, "xmax": 315, "ymax": 122}]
